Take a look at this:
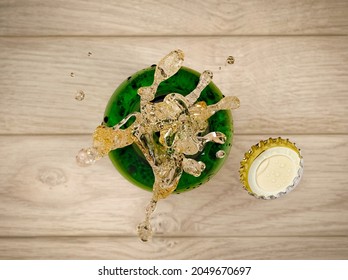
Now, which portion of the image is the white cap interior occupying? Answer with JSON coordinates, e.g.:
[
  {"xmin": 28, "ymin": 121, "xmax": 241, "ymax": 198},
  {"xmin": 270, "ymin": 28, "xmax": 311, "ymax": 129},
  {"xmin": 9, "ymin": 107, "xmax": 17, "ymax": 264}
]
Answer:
[{"xmin": 247, "ymin": 147, "xmax": 301, "ymax": 197}]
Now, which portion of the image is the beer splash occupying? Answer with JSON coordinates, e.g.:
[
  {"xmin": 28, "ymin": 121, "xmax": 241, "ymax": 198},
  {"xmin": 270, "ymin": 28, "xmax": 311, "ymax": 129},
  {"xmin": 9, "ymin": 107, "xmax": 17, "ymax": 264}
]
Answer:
[
  {"xmin": 76, "ymin": 50, "xmax": 240, "ymax": 241},
  {"xmin": 75, "ymin": 90, "xmax": 85, "ymax": 101}
]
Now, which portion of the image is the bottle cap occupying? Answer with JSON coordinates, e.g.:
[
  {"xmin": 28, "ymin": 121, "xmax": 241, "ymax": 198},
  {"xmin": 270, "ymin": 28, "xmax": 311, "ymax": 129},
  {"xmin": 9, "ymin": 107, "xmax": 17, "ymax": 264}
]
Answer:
[{"xmin": 239, "ymin": 137, "xmax": 303, "ymax": 199}]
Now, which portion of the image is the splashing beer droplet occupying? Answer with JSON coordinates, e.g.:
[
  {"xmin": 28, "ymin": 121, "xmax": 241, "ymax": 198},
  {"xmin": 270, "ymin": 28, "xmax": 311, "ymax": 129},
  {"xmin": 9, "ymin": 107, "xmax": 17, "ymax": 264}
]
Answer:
[
  {"xmin": 75, "ymin": 90, "xmax": 85, "ymax": 101},
  {"xmin": 76, "ymin": 147, "xmax": 100, "ymax": 166},
  {"xmin": 226, "ymin": 56, "xmax": 235, "ymax": 64},
  {"xmin": 216, "ymin": 150, "xmax": 226, "ymax": 158},
  {"xmin": 137, "ymin": 199, "xmax": 157, "ymax": 242},
  {"xmin": 70, "ymin": 72, "xmax": 75, "ymax": 77},
  {"xmin": 76, "ymin": 50, "xmax": 240, "ymax": 241}
]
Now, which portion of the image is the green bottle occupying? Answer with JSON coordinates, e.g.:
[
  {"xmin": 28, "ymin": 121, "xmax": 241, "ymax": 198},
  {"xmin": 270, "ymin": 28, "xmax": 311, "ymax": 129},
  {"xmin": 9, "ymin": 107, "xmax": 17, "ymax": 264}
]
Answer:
[{"xmin": 104, "ymin": 66, "xmax": 234, "ymax": 193}]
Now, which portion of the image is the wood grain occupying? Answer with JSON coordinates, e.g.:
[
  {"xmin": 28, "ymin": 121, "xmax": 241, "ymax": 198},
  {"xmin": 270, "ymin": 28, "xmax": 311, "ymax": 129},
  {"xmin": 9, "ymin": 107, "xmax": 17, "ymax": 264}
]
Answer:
[
  {"xmin": 0, "ymin": 236, "xmax": 347, "ymax": 260},
  {"xmin": 1, "ymin": 0, "xmax": 347, "ymax": 261},
  {"xmin": 0, "ymin": 37, "xmax": 347, "ymax": 135},
  {"xmin": 1, "ymin": 0, "xmax": 347, "ymax": 36},
  {"xmin": 0, "ymin": 135, "xmax": 347, "ymax": 237}
]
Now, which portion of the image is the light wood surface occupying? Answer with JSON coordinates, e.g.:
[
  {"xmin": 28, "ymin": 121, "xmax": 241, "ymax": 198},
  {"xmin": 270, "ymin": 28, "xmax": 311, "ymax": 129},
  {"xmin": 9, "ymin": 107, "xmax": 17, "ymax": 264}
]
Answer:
[
  {"xmin": 1, "ymin": 37, "xmax": 347, "ymax": 135},
  {"xmin": 1, "ymin": 0, "xmax": 347, "ymax": 36},
  {"xmin": 1, "ymin": 237, "xmax": 347, "ymax": 260},
  {"xmin": 0, "ymin": 1, "xmax": 347, "ymax": 260},
  {"xmin": 0, "ymin": 135, "xmax": 347, "ymax": 237}
]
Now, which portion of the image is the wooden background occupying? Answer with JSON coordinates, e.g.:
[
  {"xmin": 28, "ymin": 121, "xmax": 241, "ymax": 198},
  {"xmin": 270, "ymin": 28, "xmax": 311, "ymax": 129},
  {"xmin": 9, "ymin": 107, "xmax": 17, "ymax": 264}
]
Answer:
[{"xmin": 0, "ymin": 0, "xmax": 347, "ymax": 259}]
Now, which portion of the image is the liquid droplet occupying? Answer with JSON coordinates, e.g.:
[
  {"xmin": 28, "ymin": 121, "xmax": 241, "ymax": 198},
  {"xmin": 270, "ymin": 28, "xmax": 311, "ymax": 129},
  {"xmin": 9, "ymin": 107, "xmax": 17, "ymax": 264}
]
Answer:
[
  {"xmin": 76, "ymin": 147, "xmax": 99, "ymax": 166},
  {"xmin": 216, "ymin": 150, "xmax": 226, "ymax": 158},
  {"xmin": 70, "ymin": 72, "xmax": 75, "ymax": 77},
  {"xmin": 226, "ymin": 56, "xmax": 235, "ymax": 64},
  {"xmin": 88, "ymin": 52, "xmax": 92, "ymax": 56},
  {"xmin": 75, "ymin": 90, "xmax": 85, "ymax": 101},
  {"xmin": 137, "ymin": 199, "xmax": 157, "ymax": 242},
  {"xmin": 137, "ymin": 221, "xmax": 152, "ymax": 242}
]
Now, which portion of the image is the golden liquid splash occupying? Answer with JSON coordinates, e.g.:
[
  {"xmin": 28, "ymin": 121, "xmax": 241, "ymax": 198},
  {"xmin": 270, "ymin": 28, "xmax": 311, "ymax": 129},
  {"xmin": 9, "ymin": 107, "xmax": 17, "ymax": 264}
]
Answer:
[
  {"xmin": 137, "ymin": 198, "xmax": 157, "ymax": 242},
  {"xmin": 216, "ymin": 150, "xmax": 226, "ymax": 158},
  {"xmin": 226, "ymin": 56, "xmax": 235, "ymax": 64},
  {"xmin": 75, "ymin": 90, "xmax": 85, "ymax": 101},
  {"xmin": 76, "ymin": 50, "xmax": 240, "ymax": 241}
]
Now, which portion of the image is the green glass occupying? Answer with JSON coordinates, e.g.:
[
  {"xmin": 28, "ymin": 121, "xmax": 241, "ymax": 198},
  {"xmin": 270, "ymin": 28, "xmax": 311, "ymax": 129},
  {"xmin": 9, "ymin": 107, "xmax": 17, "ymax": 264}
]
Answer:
[{"xmin": 104, "ymin": 66, "xmax": 234, "ymax": 193}]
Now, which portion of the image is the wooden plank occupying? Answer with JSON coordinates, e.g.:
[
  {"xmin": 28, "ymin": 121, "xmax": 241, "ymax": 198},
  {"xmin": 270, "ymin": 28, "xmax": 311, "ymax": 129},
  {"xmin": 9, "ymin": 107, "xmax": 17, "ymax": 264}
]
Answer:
[
  {"xmin": 0, "ymin": 0, "xmax": 347, "ymax": 36},
  {"xmin": 0, "ymin": 37, "xmax": 347, "ymax": 134},
  {"xmin": 0, "ymin": 135, "xmax": 347, "ymax": 237},
  {"xmin": 0, "ymin": 236, "xmax": 347, "ymax": 260}
]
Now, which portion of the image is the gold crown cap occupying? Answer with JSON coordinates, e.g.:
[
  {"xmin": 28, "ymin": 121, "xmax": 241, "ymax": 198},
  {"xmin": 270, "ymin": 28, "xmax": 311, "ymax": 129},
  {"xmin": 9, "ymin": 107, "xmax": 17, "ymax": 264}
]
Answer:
[{"xmin": 240, "ymin": 137, "xmax": 303, "ymax": 199}]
